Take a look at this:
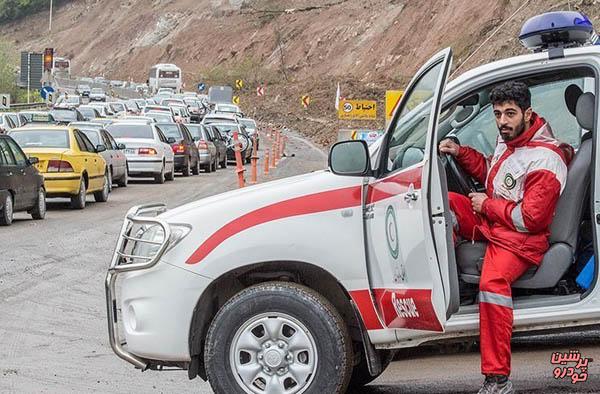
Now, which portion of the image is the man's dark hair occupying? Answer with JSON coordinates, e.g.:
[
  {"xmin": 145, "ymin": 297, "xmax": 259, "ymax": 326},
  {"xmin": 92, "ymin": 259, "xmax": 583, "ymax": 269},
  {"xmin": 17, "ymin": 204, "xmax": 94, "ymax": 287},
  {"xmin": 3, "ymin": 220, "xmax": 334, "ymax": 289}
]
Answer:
[{"xmin": 489, "ymin": 81, "xmax": 531, "ymax": 112}]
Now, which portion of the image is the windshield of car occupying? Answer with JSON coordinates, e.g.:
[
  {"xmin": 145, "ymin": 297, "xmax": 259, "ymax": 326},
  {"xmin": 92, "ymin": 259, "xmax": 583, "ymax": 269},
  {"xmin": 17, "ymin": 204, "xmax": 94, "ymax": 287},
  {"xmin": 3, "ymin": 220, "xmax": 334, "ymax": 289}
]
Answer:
[
  {"xmin": 106, "ymin": 124, "xmax": 153, "ymax": 139},
  {"xmin": 78, "ymin": 107, "xmax": 97, "ymax": 118},
  {"xmin": 184, "ymin": 98, "xmax": 199, "ymax": 106},
  {"xmin": 156, "ymin": 124, "xmax": 182, "ymax": 139},
  {"xmin": 79, "ymin": 129, "xmax": 101, "ymax": 145},
  {"xmin": 10, "ymin": 129, "xmax": 70, "ymax": 148},
  {"xmin": 147, "ymin": 112, "xmax": 173, "ymax": 123},
  {"xmin": 211, "ymin": 123, "xmax": 238, "ymax": 135},
  {"xmin": 91, "ymin": 88, "xmax": 104, "ymax": 94},
  {"xmin": 216, "ymin": 104, "xmax": 238, "ymax": 113},
  {"xmin": 184, "ymin": 124, "xmax": 207, "ymax": 140},
  {"xmin": 109, "ymin": 103, "xmax": 125, "ymax": 112},
  {"xmin": 239, "ymin": 119, "xmax": 256, "ymax": 130},
  {"xmin": 143, "ymin": 106, "xmax": 170, "ymax": 114},
  {"xmin": 51, "ymin": 109, "xmax": 78, "ymax": 122}
]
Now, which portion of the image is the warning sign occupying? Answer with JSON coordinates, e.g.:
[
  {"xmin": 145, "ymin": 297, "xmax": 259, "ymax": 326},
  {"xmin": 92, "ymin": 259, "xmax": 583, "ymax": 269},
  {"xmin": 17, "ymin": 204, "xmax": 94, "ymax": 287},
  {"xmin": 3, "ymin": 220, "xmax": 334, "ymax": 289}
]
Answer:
[
  {"xmin": 338, "ymin": 100, "xmax": 377, "ymax": 120},
  {"xmin": 235, "ymin": 79, "xmax": 244, "ymax": 90},
  {"xmin": 385, "ymin": 90, "xmax": 403, "ymax": 121},
  {"xmin": 232, "ymin": 96, "xmax": 240, "ymax": 105}
]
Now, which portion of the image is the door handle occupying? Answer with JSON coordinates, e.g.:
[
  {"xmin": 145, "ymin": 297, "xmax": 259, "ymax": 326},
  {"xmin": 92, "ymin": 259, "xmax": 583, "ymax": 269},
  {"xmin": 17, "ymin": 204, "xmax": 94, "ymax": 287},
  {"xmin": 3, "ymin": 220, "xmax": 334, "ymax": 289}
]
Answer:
[{"xmin": 404, "ymin": 192, "xmax": 418, "ymax": 203}]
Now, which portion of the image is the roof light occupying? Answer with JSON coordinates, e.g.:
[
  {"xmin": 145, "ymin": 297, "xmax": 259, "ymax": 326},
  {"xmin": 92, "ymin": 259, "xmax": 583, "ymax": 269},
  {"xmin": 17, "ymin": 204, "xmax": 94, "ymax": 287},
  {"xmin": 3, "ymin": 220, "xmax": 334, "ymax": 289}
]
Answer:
[{"xmin": 519, "ymin": 11, "xmax": 594, "ymax": 51}]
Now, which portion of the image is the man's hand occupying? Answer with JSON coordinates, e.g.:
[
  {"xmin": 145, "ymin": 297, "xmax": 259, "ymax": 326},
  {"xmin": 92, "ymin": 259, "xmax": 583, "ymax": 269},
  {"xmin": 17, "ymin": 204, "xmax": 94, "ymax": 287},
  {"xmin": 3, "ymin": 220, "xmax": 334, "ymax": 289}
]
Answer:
[
  {"xmin": 439, "ymin": 138, "xmax": 460, "ymax": 157},
  {"xmin": 469, "ymin": 193, "xmax": 488, "ymax": 214}
]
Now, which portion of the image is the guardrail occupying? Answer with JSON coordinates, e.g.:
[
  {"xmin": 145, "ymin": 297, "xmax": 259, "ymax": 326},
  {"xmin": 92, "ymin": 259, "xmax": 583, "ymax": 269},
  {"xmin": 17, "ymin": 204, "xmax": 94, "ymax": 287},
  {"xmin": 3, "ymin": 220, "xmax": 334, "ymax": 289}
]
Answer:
[{"xmin": 0, "ymin": 102, "xmax": 48, "ymax": 112}]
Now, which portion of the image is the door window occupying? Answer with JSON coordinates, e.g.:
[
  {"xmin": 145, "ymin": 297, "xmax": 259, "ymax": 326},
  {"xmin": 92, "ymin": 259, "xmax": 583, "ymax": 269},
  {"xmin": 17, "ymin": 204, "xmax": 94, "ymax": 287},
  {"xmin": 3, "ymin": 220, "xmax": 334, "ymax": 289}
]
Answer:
[
  {"xmin": 6, "ymin": 138, "xmax": 28, "ymax": 166},
  {"xmin": 0, "ymin": 139, "xmax": 16, "ymax": 165},
  {"xmin": 384, "ymin": 61, "xmax": 444, "ymax": 174},
  {"xmin": 74, "ymin": 131, "xmax": 89, "ymax": 152}
]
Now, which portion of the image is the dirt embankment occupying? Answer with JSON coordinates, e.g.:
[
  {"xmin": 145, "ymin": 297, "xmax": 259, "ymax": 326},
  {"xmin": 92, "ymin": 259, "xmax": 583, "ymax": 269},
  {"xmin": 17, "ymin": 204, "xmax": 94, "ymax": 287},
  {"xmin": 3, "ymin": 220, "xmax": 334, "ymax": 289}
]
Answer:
[{"xmin": 2, "ymin": 0, "xmax": 599, "ymax": 146}]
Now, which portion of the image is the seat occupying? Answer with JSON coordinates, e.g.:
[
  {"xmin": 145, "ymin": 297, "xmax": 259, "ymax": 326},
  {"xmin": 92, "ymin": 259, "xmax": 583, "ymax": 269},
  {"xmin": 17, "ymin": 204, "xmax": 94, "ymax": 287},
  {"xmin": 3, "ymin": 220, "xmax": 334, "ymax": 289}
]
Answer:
[{"xmin": 456, "ymin": 91, "xmax": 595, "ymax": 289}]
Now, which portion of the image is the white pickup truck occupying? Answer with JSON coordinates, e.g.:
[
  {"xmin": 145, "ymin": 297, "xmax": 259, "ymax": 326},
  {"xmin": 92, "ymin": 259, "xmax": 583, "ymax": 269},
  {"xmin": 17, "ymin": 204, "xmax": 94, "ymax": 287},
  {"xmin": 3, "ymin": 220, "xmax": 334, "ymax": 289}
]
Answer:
[{"xmin": 106, "ymin": 11, "xmax": 600, "ymax": 393}]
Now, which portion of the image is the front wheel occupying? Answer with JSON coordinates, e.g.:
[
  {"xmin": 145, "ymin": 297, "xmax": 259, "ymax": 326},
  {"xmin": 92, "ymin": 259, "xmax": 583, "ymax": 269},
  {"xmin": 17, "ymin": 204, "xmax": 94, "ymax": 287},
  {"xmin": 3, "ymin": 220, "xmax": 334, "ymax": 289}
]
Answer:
[
  {"xmin": 204, "ymin": 282, "xmax": 353, "ymax": 394},
  {"xmin": 0, "ymin": 193, "xmax": 13, "ymax": 226},
  {"xmin": 30, "ymin": 188, "xmax": 46, "ymax": 220}
]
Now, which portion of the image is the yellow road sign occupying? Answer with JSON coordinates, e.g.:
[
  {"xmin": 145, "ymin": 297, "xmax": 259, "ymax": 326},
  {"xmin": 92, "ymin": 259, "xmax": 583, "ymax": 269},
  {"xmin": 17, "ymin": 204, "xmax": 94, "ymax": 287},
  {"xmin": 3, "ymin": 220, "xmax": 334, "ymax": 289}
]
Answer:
[
  {"xmin": 233, "ymin": 96, "xmax": 240, "ymax": 104},
  {"xmin": 235, "ymin": 79, "xmax": 244, "ymax": 89},
  {"xmin": 385, "ymin": 90, "xmax": 403, "ymax": 121},
  {"xmin": 338, "ymin": 100, "xmax": 377, "ymax": 120}
]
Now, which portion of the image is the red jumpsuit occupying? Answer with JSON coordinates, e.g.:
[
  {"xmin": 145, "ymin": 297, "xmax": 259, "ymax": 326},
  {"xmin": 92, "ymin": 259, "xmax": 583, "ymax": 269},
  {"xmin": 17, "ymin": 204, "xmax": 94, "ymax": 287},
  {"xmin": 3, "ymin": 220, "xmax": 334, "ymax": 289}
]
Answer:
[{"xmin": 449, "ymin": 113, "xmax": 571, "ymax": 376}]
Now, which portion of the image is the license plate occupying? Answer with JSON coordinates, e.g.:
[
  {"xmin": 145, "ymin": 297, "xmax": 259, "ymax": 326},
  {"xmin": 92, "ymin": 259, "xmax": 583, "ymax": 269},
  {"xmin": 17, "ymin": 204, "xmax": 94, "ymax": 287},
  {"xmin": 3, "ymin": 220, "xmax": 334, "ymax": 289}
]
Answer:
[{"xmin": 124, "ymin": 149, "xmax": 137, "ymax": 155}]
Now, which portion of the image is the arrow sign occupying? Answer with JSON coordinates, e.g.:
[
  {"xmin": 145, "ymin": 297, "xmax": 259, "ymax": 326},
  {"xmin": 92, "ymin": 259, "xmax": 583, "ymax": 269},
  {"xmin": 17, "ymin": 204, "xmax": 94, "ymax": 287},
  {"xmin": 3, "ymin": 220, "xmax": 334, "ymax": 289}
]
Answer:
[
  {"xmin": 256, "ymin": 86, "xmax": 265, "ymax": 96},
  {"xmin": 233, "ymin": 96, "xmax": 240, "ymax": 105},
  {"xmin": 197, "ymin": 82, "xmax": 206, "ymax": 92},
  {"xmin": 235, "ymin": 79, "xmax": 244, "ymax": 90},
  {"xmin": 301, "ymin": 95, "xmax": 311, "ymax": 108}
]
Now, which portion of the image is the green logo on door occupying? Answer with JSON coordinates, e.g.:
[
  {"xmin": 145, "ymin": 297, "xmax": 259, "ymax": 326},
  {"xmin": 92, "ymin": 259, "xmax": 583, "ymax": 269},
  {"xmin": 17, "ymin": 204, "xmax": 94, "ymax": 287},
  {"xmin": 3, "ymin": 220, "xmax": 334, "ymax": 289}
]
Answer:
[{"xmin": 385, "ymin": 205, "xmax": 399, "ymax": 259}]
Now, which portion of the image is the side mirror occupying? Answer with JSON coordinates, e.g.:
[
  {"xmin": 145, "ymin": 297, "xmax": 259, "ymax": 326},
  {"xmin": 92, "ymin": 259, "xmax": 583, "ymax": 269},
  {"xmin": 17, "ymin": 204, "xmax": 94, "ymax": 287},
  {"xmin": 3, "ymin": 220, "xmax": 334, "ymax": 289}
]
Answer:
[
  {"xmin": 28, "ymin": 156, "xmax": 39, "ymax": 165},
  {"xmin": 328, "ymin": 140, "xmax": 371, "ymax": 176},
  {"xmin": 117, "ymin": 143, "xmax": 126, "ymax": 149},
  {"xmin": 96, "ymin": 144, "xmax": 107, "ymax": 153},
  {"xmin": 167, "ymin": 137, "xmax": 176, "ymax": 144}
]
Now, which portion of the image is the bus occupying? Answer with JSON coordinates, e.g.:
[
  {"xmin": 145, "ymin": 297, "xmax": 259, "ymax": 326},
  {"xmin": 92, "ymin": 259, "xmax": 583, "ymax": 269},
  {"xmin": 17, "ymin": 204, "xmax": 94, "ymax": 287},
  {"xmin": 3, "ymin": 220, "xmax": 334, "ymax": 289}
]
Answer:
[
  {"xmin": 52, "ymin": 57, "xmax": 71, "ymax": 79},
  {"xmin": 148, "ymin": 63, "xmax": 182, "ymax": 94}
]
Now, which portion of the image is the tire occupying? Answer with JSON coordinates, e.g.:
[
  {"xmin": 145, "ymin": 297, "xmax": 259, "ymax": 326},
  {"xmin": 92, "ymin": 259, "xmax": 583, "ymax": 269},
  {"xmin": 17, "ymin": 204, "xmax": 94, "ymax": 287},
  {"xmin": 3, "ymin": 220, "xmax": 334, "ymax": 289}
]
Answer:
[
  {"xmin": 205, "ymin": 161, "xmax": 212, "ymax": 173},
  {"xmin": 70, "ymin": 178, "xmax": 86, "ymax": 209},
  {"xmin": 117, "ymin": 167, "xmax": 128, "ymax": 187},
  {"xmin": 211, "ymin": 157, "xmax": 218, "ymax": 172},
  {"xmin": 192, "ymin": 158, "xmax": 200, "ymax": 175},
  {"xmin": 182, "ymin": 158, "xmax": 192, "ymax": 177},
  {"xmin": 154, "ymin": 165, "xmax": 165, "ymax": 184},
  {"xmin": 221, "ymin": 154, "xmax": 227, "ymax": 169},
  {"xmin": 348, "ymin": 349, "xmax": 394, "ymax": 389},
  {"xmin": 107, "ymin": 167, "xmax": 113, "ymax": 192},
  {"xmin": 166, "ymin": 165, "xmax": 175, "ymax": 181},
  {"xmin": 0, "ymin": 193, "xmax": 13, "ymax": 226},
  {"xmin": 30, "ymin": 188, "xmax": 46, "ymax": 220},
  {"xmin": 94, "ymin": 172, "xmax": 110, "ymax": 202},
  {"xmin": 204, "ymin": 282, "xmax": 353, "ymax": 394}
]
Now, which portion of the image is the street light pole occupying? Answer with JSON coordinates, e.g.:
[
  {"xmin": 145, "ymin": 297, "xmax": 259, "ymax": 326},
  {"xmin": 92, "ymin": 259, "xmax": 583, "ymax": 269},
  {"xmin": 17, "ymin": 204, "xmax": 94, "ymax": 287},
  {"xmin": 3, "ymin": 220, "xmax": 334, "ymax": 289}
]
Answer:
[{"xmin": 49, "ymin": 0, "xmax": 53, "ymax": 32}]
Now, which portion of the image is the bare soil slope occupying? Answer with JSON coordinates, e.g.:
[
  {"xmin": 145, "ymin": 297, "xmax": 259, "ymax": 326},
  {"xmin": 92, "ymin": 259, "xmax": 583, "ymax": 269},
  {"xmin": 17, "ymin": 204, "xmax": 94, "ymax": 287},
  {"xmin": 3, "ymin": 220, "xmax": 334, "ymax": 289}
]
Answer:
[{"xmin": 2, "ymin": 0, "xmax": 599, "ymax": 146}]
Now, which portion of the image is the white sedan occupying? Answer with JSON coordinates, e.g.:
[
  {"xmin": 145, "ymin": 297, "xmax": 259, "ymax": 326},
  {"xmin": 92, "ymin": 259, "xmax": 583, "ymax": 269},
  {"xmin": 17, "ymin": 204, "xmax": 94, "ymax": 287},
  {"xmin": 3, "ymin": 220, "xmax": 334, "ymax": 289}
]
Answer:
[{"xmin": 106, "ymin": 122, "xmax": 175, "ymax": 184}]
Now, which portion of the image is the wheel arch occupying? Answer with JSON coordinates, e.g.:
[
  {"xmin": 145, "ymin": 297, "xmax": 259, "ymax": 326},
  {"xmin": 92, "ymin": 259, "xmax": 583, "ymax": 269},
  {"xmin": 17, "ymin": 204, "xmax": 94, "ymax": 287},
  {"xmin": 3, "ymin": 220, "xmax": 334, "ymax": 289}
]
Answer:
[{"xmin": 187, "ymin": 260, "xmax": 365, "ymax": 381}]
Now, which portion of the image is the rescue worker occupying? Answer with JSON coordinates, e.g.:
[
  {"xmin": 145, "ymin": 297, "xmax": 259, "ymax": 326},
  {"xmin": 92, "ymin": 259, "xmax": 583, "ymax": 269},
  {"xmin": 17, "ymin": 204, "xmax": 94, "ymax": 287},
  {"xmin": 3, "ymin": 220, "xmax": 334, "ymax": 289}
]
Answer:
[{"xmin": 438, "ymin": 81, "xmax": 572, "ymax": 394}]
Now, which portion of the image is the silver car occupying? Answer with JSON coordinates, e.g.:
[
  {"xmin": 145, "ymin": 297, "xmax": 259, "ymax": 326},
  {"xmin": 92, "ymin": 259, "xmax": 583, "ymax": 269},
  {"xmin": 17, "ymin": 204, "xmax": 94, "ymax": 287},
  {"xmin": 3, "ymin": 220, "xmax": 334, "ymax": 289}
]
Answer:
[{"xmin": 76, "ymin": 123, "xmax": 128, "ymax": 189}]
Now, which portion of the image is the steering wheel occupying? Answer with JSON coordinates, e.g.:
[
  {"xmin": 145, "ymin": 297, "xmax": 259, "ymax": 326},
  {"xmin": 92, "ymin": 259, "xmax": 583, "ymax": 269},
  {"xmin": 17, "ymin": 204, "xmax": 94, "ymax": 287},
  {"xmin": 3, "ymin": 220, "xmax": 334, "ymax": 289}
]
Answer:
[
  {"xmin": 443, "ymin": 153, "xmax": 479, "ymax": 194},
  {"xmin": 439, "ymin": 136, "xmax": 479, "ymax": 194}
]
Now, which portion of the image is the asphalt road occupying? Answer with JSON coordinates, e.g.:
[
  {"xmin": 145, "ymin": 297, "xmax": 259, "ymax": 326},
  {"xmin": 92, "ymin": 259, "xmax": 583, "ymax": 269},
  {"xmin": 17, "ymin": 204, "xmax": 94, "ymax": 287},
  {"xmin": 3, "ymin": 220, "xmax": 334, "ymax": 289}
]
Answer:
[{"xmin": 0, "ymin": 131, "xmax": 598, "ymax": 393}]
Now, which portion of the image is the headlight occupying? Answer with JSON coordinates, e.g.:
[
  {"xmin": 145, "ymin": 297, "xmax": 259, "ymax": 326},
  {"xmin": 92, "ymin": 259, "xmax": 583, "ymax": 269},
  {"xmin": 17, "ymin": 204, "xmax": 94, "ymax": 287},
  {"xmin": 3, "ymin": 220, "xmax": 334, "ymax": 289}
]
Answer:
[{"xmin": 130, "ymin": 223, "xmax": 191, "ymax": 262}]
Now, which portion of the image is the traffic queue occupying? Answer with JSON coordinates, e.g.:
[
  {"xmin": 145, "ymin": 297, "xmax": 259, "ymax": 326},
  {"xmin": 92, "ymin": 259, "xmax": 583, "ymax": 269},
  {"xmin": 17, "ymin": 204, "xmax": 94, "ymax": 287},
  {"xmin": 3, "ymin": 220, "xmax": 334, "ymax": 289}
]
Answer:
[{"xmin": 0, "ymin": 87, "xmax": 260, "ymax": 225}]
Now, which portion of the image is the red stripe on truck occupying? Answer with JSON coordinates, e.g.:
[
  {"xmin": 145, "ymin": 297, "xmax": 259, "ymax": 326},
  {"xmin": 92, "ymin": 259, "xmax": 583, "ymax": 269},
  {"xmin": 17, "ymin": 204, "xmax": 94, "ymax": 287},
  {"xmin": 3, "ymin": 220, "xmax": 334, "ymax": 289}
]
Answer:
[{"xmin": 185, "ymin": 185, "xmax": 362, "ymax": 264}]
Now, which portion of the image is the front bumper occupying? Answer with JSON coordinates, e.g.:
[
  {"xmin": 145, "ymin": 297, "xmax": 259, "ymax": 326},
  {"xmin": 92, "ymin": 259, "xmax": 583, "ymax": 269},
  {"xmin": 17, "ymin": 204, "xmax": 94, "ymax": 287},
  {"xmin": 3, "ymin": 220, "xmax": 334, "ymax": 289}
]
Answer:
[{"xmin": 105, "ymin": 204, "xmax": 211, "ymax": 368}]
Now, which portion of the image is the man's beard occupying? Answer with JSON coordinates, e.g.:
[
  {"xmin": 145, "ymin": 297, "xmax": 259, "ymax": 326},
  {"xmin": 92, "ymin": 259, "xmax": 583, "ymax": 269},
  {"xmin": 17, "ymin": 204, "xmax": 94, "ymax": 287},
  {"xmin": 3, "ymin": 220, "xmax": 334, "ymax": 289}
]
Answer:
[{"xmin": 499, "ymin": 119, "xmax": 526, "ymax": 142}]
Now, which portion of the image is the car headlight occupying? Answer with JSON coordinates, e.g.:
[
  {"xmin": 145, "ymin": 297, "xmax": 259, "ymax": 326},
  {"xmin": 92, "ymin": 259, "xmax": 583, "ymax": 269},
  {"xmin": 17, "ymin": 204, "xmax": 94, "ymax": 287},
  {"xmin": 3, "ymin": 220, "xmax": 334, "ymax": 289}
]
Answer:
[{"xmin": 131, "ymin": 223, "xmax": 192, "ymax": 262}]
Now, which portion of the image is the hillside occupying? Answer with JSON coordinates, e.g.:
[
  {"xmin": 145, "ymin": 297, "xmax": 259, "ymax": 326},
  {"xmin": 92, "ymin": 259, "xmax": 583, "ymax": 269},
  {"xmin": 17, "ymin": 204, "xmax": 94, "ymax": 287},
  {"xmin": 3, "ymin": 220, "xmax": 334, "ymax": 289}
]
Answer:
[{"xmin": 2, "ymin": 0, "xmax": 599, "ymax": 146}]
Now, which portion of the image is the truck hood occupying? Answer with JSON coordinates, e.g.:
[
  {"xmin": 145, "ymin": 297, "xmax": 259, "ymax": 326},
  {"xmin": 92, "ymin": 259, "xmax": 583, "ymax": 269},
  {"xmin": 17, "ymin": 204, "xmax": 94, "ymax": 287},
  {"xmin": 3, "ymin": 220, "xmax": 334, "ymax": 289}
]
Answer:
[{"xmin": 161, "ymin": 168, "xmax": 359, "ymax": 224}]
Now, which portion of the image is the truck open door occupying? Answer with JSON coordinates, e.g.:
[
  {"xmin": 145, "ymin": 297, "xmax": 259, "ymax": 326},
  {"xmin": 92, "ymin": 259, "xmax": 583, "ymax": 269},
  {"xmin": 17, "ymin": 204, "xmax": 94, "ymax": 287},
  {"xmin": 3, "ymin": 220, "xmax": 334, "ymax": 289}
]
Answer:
[{"xmin": 363, "ymin": 48, "xmax": 459, "ymax": 337}]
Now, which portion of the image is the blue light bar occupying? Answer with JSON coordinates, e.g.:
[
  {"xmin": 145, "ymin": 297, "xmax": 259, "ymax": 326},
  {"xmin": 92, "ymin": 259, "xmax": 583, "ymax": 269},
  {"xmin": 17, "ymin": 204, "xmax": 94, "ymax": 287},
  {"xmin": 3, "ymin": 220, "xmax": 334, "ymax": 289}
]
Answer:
[{"xmin": 519, "ymin": 11, "xmax": 594, "ymax": 50}]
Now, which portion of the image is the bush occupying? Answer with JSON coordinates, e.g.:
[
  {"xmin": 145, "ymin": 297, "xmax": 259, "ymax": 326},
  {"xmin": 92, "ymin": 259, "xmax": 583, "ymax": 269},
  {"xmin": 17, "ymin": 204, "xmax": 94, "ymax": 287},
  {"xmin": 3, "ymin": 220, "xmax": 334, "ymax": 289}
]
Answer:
[{"xmin": 0, "ymin": 0, "xmax": 71, "ymax": 24}]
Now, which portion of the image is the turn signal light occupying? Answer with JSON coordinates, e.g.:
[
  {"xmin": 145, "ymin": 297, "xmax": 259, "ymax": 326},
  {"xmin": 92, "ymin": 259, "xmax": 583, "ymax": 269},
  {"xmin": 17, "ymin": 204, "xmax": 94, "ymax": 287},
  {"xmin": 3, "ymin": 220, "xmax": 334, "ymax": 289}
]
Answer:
[
  {"xmin": 138, "ymin": 148, "xmax": 157, "ymax": 155},
  {"xmin": 47, "ymin": 159, "xmax": 74, "ymax": 172}
]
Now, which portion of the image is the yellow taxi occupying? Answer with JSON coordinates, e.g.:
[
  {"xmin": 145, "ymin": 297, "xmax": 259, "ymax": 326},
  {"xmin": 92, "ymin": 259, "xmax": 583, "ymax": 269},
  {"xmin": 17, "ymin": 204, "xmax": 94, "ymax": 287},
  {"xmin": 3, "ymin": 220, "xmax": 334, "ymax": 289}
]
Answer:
[{"xmin": 8, "ymin": 126, "xmax": 110, "ymax": 209}]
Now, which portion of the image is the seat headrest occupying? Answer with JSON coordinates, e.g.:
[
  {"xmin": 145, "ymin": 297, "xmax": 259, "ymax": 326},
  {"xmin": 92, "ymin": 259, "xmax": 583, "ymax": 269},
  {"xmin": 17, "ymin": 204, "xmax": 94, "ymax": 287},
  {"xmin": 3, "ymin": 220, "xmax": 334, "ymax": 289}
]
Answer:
[
  {"xmin": 576, "ymin": 92, "xmax": 595, "ymax": 131},
  {"xmin": 565, "ymin": 84, "xmax": 583, "ymax": 117}
]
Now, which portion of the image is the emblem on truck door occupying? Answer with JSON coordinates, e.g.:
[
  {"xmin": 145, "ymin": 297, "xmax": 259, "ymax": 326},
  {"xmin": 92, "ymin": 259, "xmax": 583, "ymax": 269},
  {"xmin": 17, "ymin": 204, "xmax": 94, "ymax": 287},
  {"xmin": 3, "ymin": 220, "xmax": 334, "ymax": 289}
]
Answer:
[{"xmin": 386, "ymin": 205, "xmax": 406, "ymax": 282}]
